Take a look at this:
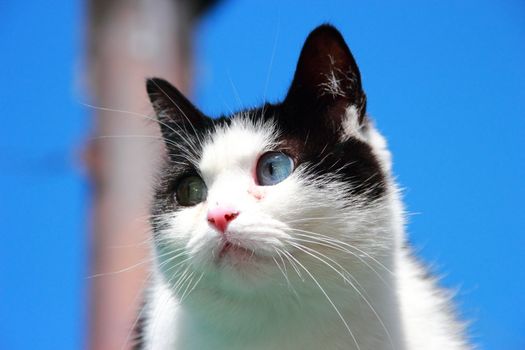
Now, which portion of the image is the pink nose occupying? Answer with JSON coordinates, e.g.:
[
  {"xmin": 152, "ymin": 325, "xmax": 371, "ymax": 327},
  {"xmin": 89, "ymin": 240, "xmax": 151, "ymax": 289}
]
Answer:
[{"xmin": 207, "ymin": 206, "xmax": 239, "ymax": 233}]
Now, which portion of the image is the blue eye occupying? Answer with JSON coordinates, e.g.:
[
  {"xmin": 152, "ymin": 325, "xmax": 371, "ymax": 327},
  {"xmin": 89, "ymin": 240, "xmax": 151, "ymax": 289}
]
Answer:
[{"xmin": 256, "ymin": 152, "xmax": 294, "ymax": 186}]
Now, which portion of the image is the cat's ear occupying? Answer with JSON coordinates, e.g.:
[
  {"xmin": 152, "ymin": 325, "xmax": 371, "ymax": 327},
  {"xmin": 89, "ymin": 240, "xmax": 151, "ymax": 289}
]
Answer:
[
  {"xmin": 284, "ymin": 24, "xmax": 367, "ymax": 136},
  {"xmin": 146, "ymin": 78, "xmax": 209, "ymax": 139}
]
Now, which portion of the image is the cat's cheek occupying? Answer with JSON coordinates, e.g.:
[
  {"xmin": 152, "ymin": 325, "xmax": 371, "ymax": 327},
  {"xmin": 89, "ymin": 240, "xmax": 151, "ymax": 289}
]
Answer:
[
  {"xmin": 166, "ymin": 206, "xmax": 206, "ymax": 241},
  {"xmin": 185, "ymin": 224, "xmax": 222, "ymax": 262},
  {"xmin": 247, "ymin": 183, "xmax": 265, "ymax": 200}
]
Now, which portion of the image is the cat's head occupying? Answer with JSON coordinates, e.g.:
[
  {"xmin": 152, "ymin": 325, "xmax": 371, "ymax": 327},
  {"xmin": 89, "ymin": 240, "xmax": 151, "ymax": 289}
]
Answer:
[{"xmin": 147, "ymin": 25, "xmax": 395, "ymax": 299}]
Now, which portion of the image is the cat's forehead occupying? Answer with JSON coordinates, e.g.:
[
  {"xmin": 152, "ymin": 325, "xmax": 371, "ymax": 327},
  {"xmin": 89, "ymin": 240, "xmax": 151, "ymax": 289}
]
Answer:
[{"xmin": 199, "ymin": 116, "xmax": 278, "ymax": 178}]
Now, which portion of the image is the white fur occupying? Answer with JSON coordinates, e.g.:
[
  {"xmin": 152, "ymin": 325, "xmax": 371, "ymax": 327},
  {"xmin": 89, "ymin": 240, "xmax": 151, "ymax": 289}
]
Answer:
[
  {"xmin": 341, "ymin": 105, "xmax": 366, "ymax": 142},
  {"xmin": 142, "ymin": 111, "xmax": 470, "ymax": 349},
  {"xmin": 320, "ymin": 70, "xmax": 345, "ymax": 97}
]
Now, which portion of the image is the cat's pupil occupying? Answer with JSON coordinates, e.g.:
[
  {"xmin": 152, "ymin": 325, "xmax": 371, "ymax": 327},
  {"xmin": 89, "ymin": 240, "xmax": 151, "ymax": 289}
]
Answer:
[{"xmin": 268, "ymin": 163, "xmax": 274, "ymax": 176}]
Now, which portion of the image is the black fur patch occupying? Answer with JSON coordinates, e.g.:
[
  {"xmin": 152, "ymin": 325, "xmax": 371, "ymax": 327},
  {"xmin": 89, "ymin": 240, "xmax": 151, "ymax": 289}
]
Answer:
[
  {"xmin": 131, "ymin": 305, "xmax": 146, "ymax": 350},
  {"xmin": 253, "ymin": 103, "xmax": 386, "ymax": 199}
]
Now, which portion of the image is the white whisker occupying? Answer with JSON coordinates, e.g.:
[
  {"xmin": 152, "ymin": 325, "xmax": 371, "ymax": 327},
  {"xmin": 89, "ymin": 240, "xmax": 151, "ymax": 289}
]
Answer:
[
  {"xmin": 288, "ymin": 241, "xmax": 395, "ymax": 350},
  {"xmin": 280, "ymin": 249, "xmax": 361, "ymax": 350}
]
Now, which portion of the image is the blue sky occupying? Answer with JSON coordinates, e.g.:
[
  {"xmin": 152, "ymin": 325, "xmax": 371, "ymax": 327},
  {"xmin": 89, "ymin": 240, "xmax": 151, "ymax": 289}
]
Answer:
[
  {"xmin": 1, "ymin": 0, "xmax": 524, "ymax": 349},
  {"xmin": 0, "ymin": 1, "xmax": 87, "ymax": 349}
]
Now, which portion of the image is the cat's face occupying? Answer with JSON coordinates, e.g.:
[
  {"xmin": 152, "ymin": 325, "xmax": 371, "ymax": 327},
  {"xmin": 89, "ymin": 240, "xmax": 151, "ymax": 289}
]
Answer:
[{"xmin": 148, "ymin": 25, "xmax": 393, "ymax": 298}]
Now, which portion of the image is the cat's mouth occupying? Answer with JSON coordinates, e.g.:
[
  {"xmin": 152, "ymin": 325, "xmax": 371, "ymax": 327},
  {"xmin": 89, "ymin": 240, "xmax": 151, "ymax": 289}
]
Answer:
[{"xmin": 217, "ymin": 241, "xmax": 255, "ymax": 262}]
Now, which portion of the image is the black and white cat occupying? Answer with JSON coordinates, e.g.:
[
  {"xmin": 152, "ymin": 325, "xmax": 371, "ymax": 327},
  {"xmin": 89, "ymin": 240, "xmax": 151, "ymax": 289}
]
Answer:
[{"xmin": 135, "ymin": 25, "xmax": 470, "ymax": 350}]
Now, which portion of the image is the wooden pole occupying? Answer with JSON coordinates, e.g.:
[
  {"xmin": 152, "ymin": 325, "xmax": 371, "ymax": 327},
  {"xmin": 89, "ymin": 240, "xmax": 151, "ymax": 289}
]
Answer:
[{"xmin": 85, "ymin": 1, "xmax": 204, "ymax": 348}]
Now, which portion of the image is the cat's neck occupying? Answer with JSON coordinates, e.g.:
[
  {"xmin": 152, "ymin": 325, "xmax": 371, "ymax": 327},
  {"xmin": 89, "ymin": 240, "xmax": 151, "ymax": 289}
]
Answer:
[{"xmin": 146, "ymin": 250, "xmax": 406, "ymax": 350}]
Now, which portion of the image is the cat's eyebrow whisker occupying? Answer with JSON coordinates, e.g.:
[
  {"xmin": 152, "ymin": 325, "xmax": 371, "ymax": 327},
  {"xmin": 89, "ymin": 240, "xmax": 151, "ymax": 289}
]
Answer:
[
  {"xmin": 161, "ymin": 131, "xmax": 201, "ymax": 164},
  {"xmin": 261, "ymin": 22, "xmax": 279, "ymax": 105},
  {"xmin": 89, "ymin": 101, "xmax": 203, "ymax": 158},
  {"xmin": 162, "ymin": 124, "xmax": 202, "ymax": 159},
  {"xmin": 86, "ymin": 103, "xmax": 202, "ymax": 160},
  {"xmin": 149, "ymin": 79, "xmax": 203, "ymax": 146},
  {"xmin": 91, "ymin": 134, "xmax": 179, "ymax": 148},
  {"xmin": 91, "ymin": 132, "xmax": 200, "ymax": 166},
  {"xmin": 279, "ymin": 249, "xmax": 361, "ymax": 350},
  {"xmin": 81, "ymin": 102, "xmax": 186, "ymax": 141},
  {"xmin": 287, "ymin": 241, "xmax": 395, "ymax": 350},
  {"xmin": 80, "ymin": 102, "xmax": 155, "ymax": 122},
  {"xmin": 227, "ymin": 71, "xmax": 243, "ymax": 110}
]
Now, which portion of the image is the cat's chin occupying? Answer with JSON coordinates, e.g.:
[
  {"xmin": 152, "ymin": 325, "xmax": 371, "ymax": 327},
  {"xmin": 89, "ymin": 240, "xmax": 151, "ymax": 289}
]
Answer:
[
  {"xmin": 190, "ymin": 241, "xmax": 279, "ymax": 292},
  {"xmin": 217, "ymin": 241, "xmax": 253, "ymax": 260},
  {"xmin": 214, "ymin": 241, "xmax": 271, "ymax": 270}
]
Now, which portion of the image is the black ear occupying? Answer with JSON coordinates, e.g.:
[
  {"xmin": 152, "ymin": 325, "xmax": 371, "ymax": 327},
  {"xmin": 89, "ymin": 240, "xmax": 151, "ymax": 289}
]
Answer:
[
  {"xmin": 146, "ymin": 78, "xmax": 209, "ymax": 139},
  {"xmin": 284, "ymin": 24, "xmax": 367, "ymax": 132}
]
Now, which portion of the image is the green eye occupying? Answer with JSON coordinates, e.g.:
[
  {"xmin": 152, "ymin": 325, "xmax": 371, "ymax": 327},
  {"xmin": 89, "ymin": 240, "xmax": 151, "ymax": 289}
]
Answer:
[{"xmin": 175, "ymin": 175, "xmax": 207, "ymax": 206}]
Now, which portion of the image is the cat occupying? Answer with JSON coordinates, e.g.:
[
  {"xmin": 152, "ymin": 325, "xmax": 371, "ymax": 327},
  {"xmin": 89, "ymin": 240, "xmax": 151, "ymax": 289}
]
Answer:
[{"xmin": 134, "ymin": 24, "xmax": 471, "ymax": 350}]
